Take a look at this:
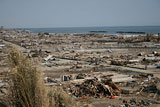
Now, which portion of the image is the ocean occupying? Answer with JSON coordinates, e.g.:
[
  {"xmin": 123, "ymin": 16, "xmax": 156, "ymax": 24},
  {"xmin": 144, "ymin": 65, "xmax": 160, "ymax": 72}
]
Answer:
[{"xmin": 18, "ymin": 26, "xmax": 160, "ymax": 35}]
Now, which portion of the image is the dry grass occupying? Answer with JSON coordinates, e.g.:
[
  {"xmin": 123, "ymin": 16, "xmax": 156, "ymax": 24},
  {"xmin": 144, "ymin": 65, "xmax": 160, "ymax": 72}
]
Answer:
[
  {"xmin": 48, "ymin": 87, "xmax": 79, "ymax": 107},
  {"xmin": 7, "ymin": 46, "xmax": 79, "ymax": 107},
  {"xmin": 8, "ymin": 46, "xmax": 48, "ymax": 107}
]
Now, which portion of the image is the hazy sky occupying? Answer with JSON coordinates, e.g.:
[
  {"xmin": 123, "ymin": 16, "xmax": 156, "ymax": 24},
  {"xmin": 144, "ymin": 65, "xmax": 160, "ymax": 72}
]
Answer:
[{"xmin": 0, "ymin": 0, "xmax": 160, "ymax": 28}]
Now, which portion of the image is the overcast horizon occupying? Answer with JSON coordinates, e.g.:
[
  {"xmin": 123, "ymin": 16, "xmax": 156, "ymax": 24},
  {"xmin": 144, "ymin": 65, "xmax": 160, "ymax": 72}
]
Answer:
[
  {"xmin": 0, "ymin": 0, "xmax": 160, "ymax": 28},
  {"xmin": 14, "ymin": 25, "xmax": 160, "ymax": 29}
]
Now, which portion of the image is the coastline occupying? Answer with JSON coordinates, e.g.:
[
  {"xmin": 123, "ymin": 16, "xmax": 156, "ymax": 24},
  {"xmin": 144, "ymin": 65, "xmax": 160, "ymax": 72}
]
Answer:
[{"xmin": 16, "ymin": 26, "xmax": 160, "ymax": 35}]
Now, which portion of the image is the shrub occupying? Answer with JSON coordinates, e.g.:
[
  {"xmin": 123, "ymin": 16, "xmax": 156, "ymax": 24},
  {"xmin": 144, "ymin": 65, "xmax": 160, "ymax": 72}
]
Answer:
[
  {"xmin": 8, "ymin": 46, "xmax": 48, "ymax": 107},
  {"xmin": 7, "ymin": 46, "xmax": 79, "ymax": 107}
]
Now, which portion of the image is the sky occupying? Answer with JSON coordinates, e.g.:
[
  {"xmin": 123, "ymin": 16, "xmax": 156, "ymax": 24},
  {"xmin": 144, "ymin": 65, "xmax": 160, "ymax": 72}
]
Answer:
[{"xmin": 0, "ymin": 0, "xmax": 160, "ymax": 28}]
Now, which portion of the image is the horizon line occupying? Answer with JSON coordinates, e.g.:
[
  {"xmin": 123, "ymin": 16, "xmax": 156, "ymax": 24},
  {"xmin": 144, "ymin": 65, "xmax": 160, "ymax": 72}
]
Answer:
[{"xmin": 3, "ymin": 25, "xmax": 160, "ymax": 29}]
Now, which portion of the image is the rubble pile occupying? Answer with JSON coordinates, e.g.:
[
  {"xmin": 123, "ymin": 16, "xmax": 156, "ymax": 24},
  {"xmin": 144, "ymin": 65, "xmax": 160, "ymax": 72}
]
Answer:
[
  {"xmin": 66, "ymin": 78, "xmax": 121, "ymax": 98},
  {"xmin": 1, "ymin": 28, "xmax": 160, "ymax": 106},
  {"xmin": 120, "ymin": 98, "xmax": 159, "ymax": 107}
]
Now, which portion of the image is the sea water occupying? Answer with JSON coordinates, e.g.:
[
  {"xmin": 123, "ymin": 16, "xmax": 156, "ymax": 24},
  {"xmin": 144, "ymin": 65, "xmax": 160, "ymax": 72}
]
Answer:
[{"xmin": 18, "ymin": 26, "xmax": 160, "ymax": 35}]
